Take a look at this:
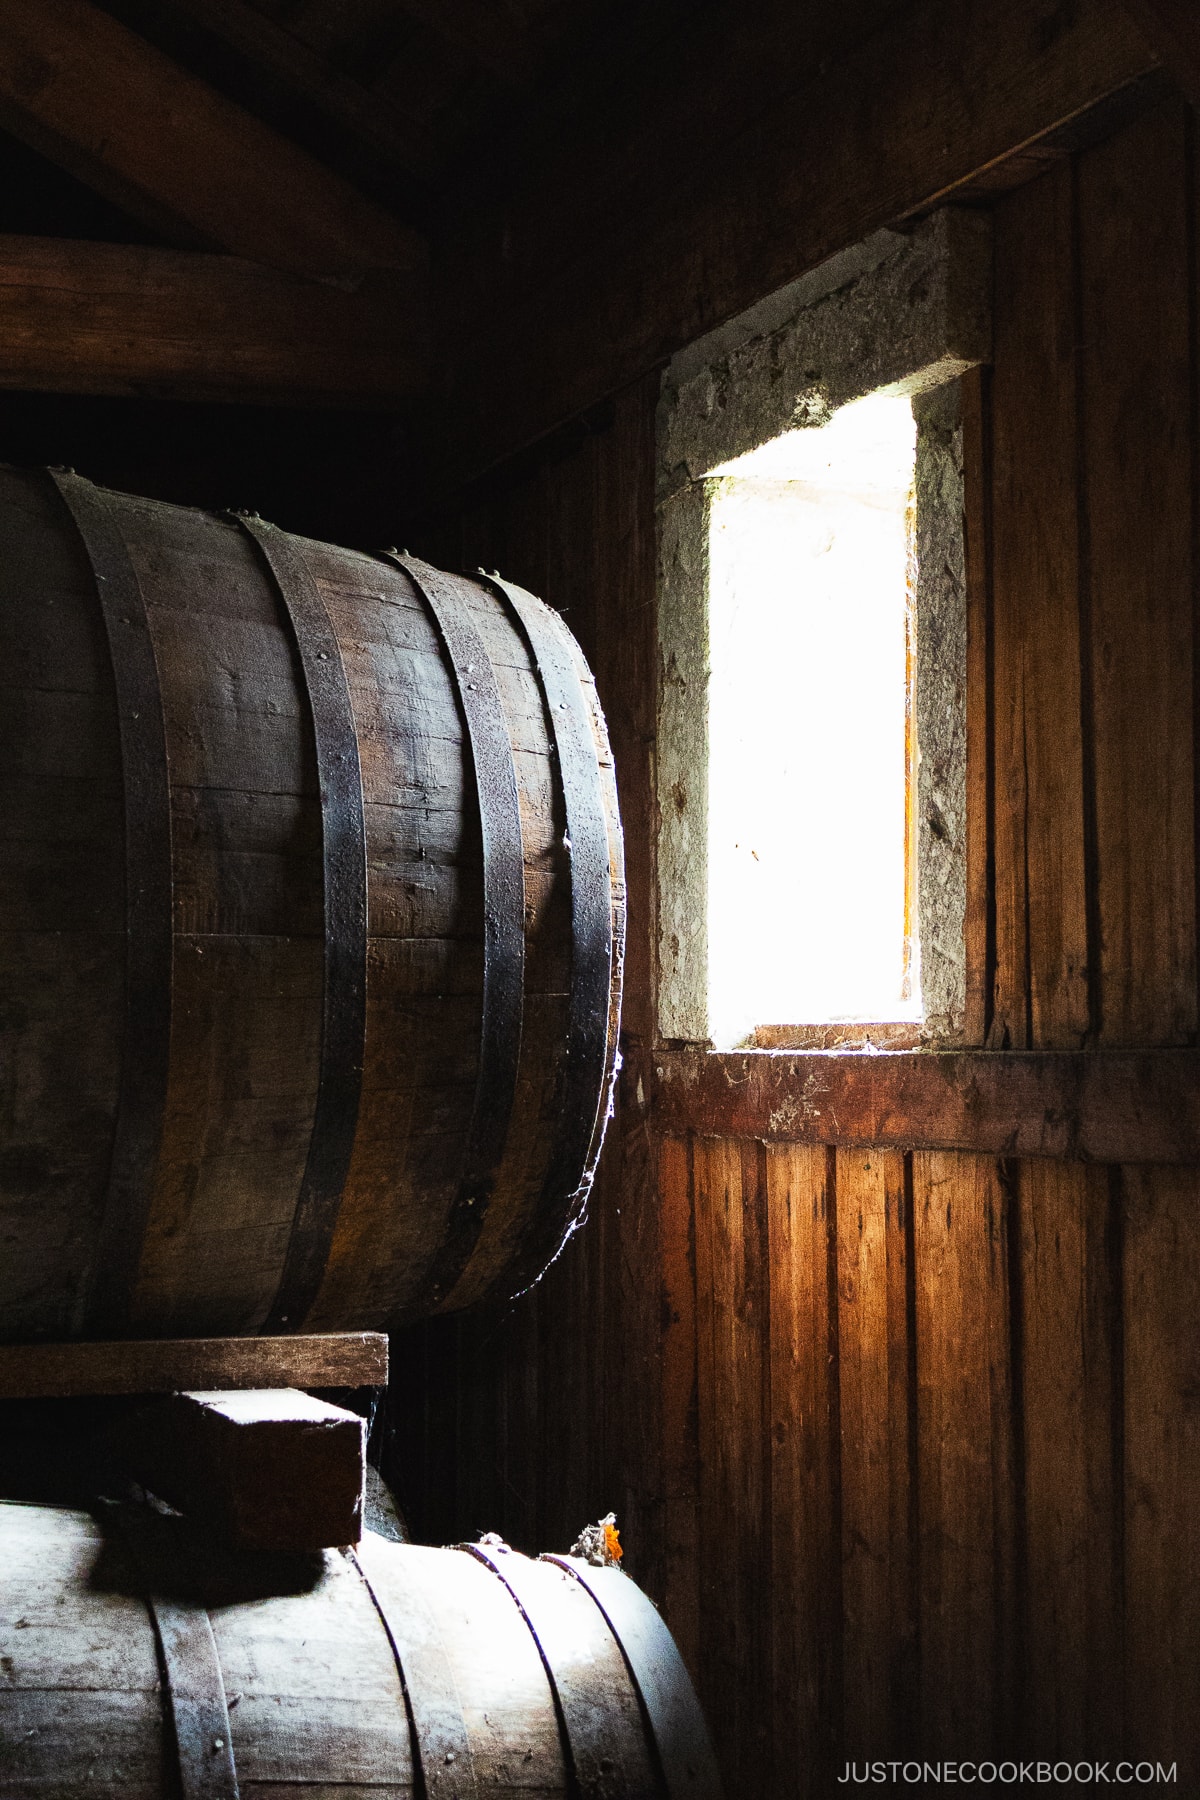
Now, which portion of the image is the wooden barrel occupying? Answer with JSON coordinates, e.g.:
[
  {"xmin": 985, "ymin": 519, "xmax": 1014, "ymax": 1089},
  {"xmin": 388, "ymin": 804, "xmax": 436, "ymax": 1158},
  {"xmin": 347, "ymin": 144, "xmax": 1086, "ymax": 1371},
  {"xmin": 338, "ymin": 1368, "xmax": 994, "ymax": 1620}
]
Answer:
[
  {"xmin": 0, "ymin": 1501, "xmax": 720, "ymax": 1799},
  {"xmin": 0, "ymin": 468, "xmax": 624, "ymax": 1340}
]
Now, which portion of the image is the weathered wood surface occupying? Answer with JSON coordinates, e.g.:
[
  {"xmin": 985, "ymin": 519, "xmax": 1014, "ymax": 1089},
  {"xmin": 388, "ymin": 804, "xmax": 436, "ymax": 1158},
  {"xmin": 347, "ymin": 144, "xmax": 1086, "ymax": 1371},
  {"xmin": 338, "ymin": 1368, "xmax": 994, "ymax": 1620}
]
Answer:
[
  {"xmin": 990, "ymin": 157, "xmax": 1090, "ymax": 1049},
  {"xmin": 835, "ymin": 1147, "xmax": 914, "ymax": 1763},
  {"xmin": 1120, "ymin": 0, "xmax": 1200, "ymax": 102},
  {"xmin": 0, "ymin": 236, "xmax": 426, "ymax": 407},
  {"xmin": 763, "ymin": 1144, "xmax": 838, "ymax": 1792},
  {"xmin": 0, "ymin": 1501, "xmax": 716, "ymax": 1800},
  {"xmin": 914, "ymin": 1152, "xmax": 1017, "ymax": 1755},
  {"xmin": 692, "ymin": 1138, "xmax": 768, "ymax": 1787},
  {"xmin": 0, "ymin": 0, "xmax": 424, "ymax": 284},
  {"xmin": 0, "ymin": 1332, "xmax": 387, "ymax": 1398},
  {"xmin": 163, "ymin": 0, "xmax": 434, "ymax": 183},
  {"xmin": 126, "ymin": 1388, "xmax": 366, "ymax": 1551},
  {"xmin": 0, "ymin": 470, "xmax": 624, "ymax": 1340},
  {"xmin": 646, "ymin": 1047, "xmax": 1200, "ymax": 1163},
  {"xmin": 439, "ymin": 0, "xmax": 1157, "ymax": 479},
  {"xmin": 1079, "ymin": 101, "xmax": 1196, "ymax": 1046},
  {"xmin": 396, "ymin": 91, "xmax": 1200, "ymax": 1800}
]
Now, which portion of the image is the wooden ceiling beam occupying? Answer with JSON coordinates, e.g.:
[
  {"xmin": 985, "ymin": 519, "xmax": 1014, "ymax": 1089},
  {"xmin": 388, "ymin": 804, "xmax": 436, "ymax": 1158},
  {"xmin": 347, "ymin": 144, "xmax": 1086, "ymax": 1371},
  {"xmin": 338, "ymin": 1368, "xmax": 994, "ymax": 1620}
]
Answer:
[
  {"xmin": 161, "ymin": 0, "xmax": 438, "ymax": 183},
  {"xmin": 392, "ymin": 0, "xmax": 557, "ymax": 86},
  {"xmin": 436, "ymin": 0, "xmax": 1159, "ymax": 482},
  {"xmin": 1119, "ymin": 0, "xmax": 1200, "ymax": 103},
  {"xmin": 0, "ymin": 235, "xmax": 427, "ymax": 408},
  {"xmin": 0, "ymin": 0, "xmax": 426, "ymax": 285}
]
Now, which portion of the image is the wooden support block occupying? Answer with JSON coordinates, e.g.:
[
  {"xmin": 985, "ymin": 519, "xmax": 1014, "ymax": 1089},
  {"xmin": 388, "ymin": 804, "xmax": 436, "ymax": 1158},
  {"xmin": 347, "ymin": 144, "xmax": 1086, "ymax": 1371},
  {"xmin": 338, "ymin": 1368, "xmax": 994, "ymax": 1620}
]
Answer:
[
  {"xmin": 0, "ymin": 1331, "xmax": 388, "ymax": 1399},
  {"xmin": 126, "ymin": 1388, "xmax": 366, "ymax": 1552}
]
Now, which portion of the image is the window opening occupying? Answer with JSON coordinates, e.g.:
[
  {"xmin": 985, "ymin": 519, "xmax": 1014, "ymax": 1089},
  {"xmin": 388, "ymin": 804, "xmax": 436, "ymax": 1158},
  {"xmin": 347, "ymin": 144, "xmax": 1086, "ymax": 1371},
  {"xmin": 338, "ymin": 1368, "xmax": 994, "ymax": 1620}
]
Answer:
[
  {"xmin": 655, "ymin": 210, "xmax": 991, "ymax": 1051},
  {"xmin": 705, "ymin": 392, "xmax": 918, "ymax": 1047}
]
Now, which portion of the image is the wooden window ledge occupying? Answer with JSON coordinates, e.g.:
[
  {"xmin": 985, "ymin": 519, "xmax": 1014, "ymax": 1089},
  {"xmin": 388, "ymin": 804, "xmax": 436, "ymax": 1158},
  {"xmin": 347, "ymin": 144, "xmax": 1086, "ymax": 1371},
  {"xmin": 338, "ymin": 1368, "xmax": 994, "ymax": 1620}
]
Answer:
[{"xmin": 636, "ymin": 1045, "xmax": 1200, "ymax": 1164}]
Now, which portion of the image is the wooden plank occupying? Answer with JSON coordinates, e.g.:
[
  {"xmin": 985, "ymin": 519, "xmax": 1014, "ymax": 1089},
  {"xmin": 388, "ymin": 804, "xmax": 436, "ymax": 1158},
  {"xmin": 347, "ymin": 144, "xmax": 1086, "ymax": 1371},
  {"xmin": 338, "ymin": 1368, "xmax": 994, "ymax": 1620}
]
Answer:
[
  {"xmin": 439, "ymin": 0, "xmax": 1157, "ymax": 479},
  {"xmin": 589, "ymin": 375, "xmax": 658, "ymax": 1047},
  {"xmin": 692, "ymin": 1137, "xmax": 769, "ymax": 1795},
  {"xmin": 990, "ymin": 161, "xmax": 1090, "ymax": 1049},
  {"xmin": 659, "ymin": 1132, "xmax": 699, "ymax": 1680},
  {"xmin": 164, "ymin": 0, "xmax": 435, "ymax": 180},
  {"xmin": 836, "ymin": 1147, "xmax": 913, "ymax": 1761},
  {"xmin": 605, "ymin": 1076, "xmax": 664, "ymax": 1602},
  {"xmin": 0, "ymin": 0, "xmax": 425, "ymax": 283},
  {"xmin": 765, "ymin": 1143, "xmax": 839, "ymax": 1795},
  {"xmin": 1016, "ymin": 1160, "xmax": 1123, "ymax": 1759},
  {"xmin": 912, "ymin": 1150, "xmax": 1016, "ymax": 1755},
  {"xmin": 0, "ymin": 1331, "xmax": 388, "ymax": 1397},
  {"xmin": 0, "ymin": 235, "xmax": 426, "ymax": 407},
  {"xmin": 646, "ymin": 1046, "xmax": 1200, "ymax": 1162},
  {"xmin": 1078, "ymin": 99, "xmax": 1196, "ymax": 1046},
  {"xmin": 1122, "ymin": 1165, "xmax": 1200, "ymax": 1778}
]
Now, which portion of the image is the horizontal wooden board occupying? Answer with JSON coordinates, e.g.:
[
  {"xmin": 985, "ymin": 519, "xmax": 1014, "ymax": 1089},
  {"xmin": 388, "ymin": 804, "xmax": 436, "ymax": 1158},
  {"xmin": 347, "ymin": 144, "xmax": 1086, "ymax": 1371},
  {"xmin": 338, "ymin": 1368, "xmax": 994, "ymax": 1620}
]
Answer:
[
  {"xmin": 0, "ymin": 236, "xmax": 426, "ymax": 408},
  {"xmin": 647, "ymin": 1048, "xmax": 1200, "ymax": 1162},
  {"xmin": 0, "ymin": 1332, "xmax": 388, "ymax": 1396}
]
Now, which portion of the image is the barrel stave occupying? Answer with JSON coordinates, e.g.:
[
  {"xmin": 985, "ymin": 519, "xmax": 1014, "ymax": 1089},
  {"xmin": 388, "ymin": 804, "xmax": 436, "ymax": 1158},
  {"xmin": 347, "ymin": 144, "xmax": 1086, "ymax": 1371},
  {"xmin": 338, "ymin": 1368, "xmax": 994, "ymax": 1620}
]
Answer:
[
  {"xmin": 358, "ymin": 1536, "xmax": 570, "ymax": 1798},
  {"xmin": 0, "ymin": 1506, "xmax": 167, "ymax": 1800},
  {"xmin": 211, "ymin": 1549, "xmax": 415, "ymax": 1792},
  {"xmin": 0, "ymin": 468, "xmax": 125, "ymax": 1342}
]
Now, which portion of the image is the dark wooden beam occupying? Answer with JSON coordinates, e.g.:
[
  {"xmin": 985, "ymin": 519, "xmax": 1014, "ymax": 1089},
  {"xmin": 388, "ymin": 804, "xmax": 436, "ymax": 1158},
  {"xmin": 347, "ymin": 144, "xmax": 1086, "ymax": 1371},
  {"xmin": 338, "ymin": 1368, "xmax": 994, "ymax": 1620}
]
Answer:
[
  {"xmin": 394, "ymin": 0, "xmax": 579, "ymax": 86},
  {"xmin": 438, "ymin": 0, "xmax": 1158, "ymax": 481},
  {"xmin": 163, "ymin": 0, "xmax": 436, "ymax": 183},
  {"xmin": 0, "ymin": 235, "xmax": 426, "ymax": 406},
  {"xmin": 0, "ymin": 0, "xmax": 425, "ymax": 285},
  {"xmin": 395, "ymin": 0, "xmax": 534, "ymax": 84},
  {"xmin": 1120, "ymin": 0, "xmax": 1200, "ymax": 104},
  {"xmin": 0, "ymin": 1332, "xmax": 388, "ymax": 1398},
  {"xmin": 643, "ymin": 1048, "xmax": 1200, "ymax": 1164}
]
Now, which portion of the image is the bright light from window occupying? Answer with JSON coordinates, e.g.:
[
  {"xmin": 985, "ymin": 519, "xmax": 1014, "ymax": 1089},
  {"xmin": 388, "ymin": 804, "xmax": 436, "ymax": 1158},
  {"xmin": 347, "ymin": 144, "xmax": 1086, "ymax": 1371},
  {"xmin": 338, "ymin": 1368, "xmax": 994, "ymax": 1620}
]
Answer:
[{"xmin": 706, "ymin": 391, "xmax": 918, "ymax": 1047}]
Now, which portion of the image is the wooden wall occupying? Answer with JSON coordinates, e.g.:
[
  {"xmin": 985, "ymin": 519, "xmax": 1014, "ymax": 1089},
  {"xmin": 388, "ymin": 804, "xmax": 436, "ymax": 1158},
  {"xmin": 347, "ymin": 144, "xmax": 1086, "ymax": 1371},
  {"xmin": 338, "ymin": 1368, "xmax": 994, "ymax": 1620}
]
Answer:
[{"xmin": 393, "ymin": 95, "xmax": 1200, "ymax": 1799}]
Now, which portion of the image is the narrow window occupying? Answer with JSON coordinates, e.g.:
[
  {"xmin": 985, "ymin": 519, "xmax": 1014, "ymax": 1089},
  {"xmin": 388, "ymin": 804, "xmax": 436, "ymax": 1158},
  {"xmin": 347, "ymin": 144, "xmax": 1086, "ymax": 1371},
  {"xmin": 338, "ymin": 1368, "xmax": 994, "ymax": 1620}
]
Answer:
[
  {"xmin": 656, "ymin": 212, "xmax": 989, "ymax": 1051},
  {"xmin": 705, "ymin": 392, "xmax": 918, "ymax": 1047}
]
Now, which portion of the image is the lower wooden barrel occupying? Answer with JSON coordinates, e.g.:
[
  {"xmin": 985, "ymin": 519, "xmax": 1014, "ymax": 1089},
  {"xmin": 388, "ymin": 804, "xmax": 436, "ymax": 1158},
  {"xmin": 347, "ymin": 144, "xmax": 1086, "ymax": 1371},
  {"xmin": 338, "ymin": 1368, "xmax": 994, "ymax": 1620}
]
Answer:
[
  {"xmin": 0, "ymin": 467, "xmax": 624, "ymax": 1339},
  {"xmin": 0, "ymin": 1501, "xmax": 719, "ymax": 1800}
]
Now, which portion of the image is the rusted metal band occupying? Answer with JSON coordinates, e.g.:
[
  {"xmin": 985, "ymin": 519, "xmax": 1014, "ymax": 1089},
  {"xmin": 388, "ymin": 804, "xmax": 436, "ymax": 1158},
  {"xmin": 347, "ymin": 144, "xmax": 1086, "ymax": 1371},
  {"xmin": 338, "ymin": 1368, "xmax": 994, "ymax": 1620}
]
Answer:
[
  {"xmin": 149, "ymin": 1592, "xmax": 242, "ymax": 1800},
  {"xmin": 378, "ymin": 553, "xmax": 525, "ymax": 1307},
  {"xmin": 543, "ymin": 1556, "xmax": 723, "ymax": 1800},
  {"xmin": 49, "ymin": 469, "xmax": 174, "ymax": 1337},
  {"xmin": 476, "ymin": 574, "xmax": 622, "ymax": 1290},
  {"xmin": 235, "ymin": 515, "xmax": 367, "ymax": 1331},
  {"xmin": 111, "ymin": 1510, "xmax": 241, "ymax": 1800},
  {"xmin": 351, "ymin": 1538, "xmax": 479, "ymax": 1797},
  {"xmin": 466, "ymin": 1542, "xmax": 653, "ymax": 1799}
]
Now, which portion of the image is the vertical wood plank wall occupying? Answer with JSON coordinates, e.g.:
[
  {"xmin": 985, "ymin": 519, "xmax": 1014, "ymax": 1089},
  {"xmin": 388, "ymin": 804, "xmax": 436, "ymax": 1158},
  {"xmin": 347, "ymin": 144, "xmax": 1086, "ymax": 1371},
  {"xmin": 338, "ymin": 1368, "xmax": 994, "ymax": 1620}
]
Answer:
[{"xmin": 393, "ymin": 97, "xmax": 1200, "ymax": 1798}]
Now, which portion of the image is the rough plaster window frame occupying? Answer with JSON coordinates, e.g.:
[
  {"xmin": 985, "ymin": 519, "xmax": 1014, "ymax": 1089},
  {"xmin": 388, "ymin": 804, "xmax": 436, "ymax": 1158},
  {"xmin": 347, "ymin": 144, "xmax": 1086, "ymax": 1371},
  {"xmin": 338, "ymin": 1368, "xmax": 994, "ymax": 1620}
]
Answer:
[{"xmin": 655, "ymin": 208, "xmax": 992, "ymax": 1049}]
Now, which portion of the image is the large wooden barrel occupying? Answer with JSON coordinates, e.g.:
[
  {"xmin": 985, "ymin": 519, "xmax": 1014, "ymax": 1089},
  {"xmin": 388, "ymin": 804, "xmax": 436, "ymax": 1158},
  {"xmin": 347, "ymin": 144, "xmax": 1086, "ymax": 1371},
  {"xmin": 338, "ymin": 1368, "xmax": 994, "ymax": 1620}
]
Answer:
[
  {"xmin": 0, "ymin": 1500, "xmax": 720, "ymax": 1799},
  {"xmin": 0, "ymin": 468, "xmax": 624, "ymax": 1340}
]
